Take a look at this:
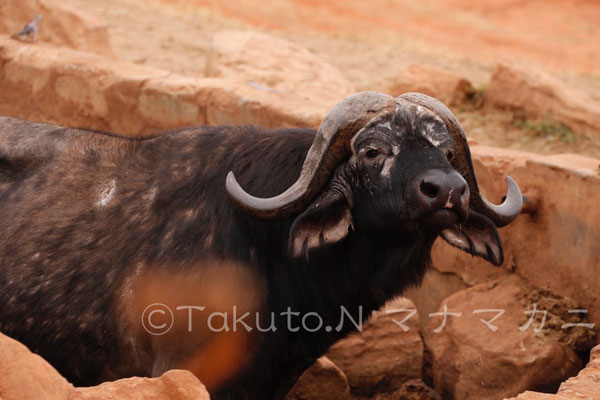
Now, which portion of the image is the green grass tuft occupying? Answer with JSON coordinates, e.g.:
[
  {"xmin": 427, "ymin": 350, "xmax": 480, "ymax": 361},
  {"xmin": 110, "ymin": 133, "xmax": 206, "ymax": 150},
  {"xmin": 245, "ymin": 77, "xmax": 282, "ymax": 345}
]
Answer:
[{"xmin": 515, "ymin": 118, "xmax": 577, "ymax": 144}]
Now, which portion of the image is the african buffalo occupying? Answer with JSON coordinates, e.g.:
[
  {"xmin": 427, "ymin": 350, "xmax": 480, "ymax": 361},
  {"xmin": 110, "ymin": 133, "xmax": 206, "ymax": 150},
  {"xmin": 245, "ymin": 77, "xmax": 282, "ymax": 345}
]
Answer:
[{"xmin": 0, "ymin": 92, "xmax": 522, "ymax": 399}]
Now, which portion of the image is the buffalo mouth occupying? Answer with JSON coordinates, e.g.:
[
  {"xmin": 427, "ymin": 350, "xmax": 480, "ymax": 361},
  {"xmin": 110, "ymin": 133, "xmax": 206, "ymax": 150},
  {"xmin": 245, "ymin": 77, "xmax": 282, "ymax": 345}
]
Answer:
[{"xmin": 420, "ymin": 208, "xmax": 462, "ymax": 232}]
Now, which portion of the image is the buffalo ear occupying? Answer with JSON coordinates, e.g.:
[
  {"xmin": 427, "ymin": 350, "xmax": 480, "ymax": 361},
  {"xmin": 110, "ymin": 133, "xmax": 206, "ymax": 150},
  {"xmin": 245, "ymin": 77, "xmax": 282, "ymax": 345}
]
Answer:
[
  {"xmin": 289, "ymin": 191, "xmax": 353, "ymax": 259},
  {"xmin": 440, "ymin": 210, "xmax": 504, "ymax": 266}
]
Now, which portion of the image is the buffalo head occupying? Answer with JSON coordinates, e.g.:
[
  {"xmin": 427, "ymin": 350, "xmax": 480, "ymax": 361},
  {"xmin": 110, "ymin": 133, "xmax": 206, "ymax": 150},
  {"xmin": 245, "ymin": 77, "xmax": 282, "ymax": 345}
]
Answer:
[{"xmin": 226, "ymin": 92, "xmax": 522, "ymax": 266}]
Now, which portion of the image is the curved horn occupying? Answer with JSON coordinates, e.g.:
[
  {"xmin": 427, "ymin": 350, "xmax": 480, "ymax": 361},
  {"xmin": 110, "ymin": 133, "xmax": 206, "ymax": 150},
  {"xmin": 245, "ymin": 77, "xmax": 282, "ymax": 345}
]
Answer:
[
  {"xmin": 399, "ymin": 92, "xmax": 522, "ymax": 227},
  {"xmin": 226, "ymin": 91, "xmax": 397, "ymax": 220}
]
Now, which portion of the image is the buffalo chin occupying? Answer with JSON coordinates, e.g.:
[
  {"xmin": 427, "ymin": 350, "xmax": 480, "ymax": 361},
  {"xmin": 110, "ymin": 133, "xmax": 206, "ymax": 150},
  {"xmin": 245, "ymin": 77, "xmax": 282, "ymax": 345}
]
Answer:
[{"xmin": 420, "ymin": 209, "xmax": 461, "ymax": 232}]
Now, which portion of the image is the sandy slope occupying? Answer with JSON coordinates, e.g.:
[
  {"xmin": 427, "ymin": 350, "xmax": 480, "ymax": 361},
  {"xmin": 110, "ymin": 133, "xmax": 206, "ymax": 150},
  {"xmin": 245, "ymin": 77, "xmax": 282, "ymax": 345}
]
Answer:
[{"xmin": 59, "ymin": 0, "xmax": 600, "ymax": 158}]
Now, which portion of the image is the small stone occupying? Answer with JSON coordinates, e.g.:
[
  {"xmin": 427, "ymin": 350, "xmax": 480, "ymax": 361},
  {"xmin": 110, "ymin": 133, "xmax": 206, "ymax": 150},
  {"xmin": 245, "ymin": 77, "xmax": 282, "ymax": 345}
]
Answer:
[{"xmin": 285, "ymin": 357, "xmax": 350, "ymax": 400}]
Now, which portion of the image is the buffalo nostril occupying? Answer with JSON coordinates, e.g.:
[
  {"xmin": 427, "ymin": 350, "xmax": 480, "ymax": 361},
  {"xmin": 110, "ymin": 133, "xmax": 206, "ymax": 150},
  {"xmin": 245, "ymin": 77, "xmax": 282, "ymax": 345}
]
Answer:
[{"xmin": 420, "ymin": 181, "xmax": 439, "ymax": 199}]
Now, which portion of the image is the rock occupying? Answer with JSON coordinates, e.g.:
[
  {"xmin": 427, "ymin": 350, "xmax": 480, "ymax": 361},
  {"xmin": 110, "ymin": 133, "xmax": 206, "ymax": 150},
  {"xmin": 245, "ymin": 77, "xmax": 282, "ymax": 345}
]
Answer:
[
  {"xmin": 506, "ymin": 344, "xmax": 600, "ymax": 400},
  {"xmin": 371, "ymin": 379, "xmax": 440, "ymax": 400},
  {"xmin": 71, "ymin": 370, "xmax": 211, "ymax": 400},
  {"xmin": 484, "ymin": 63, "xmax": 600, "ymax": 135},
  {"xmin": 200, "ymin": 78, "xmax": 326, "ymax": 129},
  {"xmin": 0, "ymin": 331, "xmax": 210, "ymax": 400},
  {"xmin": 285, "ymin": 357, "xmax": 350, "ymax": 400},
  {"xmin": 206, "ymin": 31, "xmax": 355, "ymax": 112},
  {"xmin": 0, "ymin": 331, "xmax": 72, "ymax": 400},
  {"xmin": 326, "ymin": 297, "xmax": 423, "ymax": 397},
  {"xmin": 424, "ymin": 276, "xmax": 590, "ymax": 400},
  {"xmin": 385, "ymin": 64, "xmax": 475, "ymax": 105},
  {"xmin": 0, "ymin": 36, "xmax": 327, "ymax": 136},
  {"xmin": 0, "ymin": 0, "xmax": 115, "ymax": 58},
  {"xmin": 404, "ymin": 268, "xmax": 469, "ymax": 330},
  {"xmin": 506, "ymin": 393, "xmax": 563, "ymax": 400},
  {"xmin": 555, "ymin": 344, "xmax": 600, "ymax": 399}
]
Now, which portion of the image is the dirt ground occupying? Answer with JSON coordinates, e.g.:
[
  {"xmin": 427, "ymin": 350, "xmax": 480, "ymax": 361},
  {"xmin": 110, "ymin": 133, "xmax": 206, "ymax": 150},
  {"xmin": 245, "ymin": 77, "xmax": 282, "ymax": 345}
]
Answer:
[{"xmin": 61, "ymin": 0, "xmax": 600, "ymax": 158}]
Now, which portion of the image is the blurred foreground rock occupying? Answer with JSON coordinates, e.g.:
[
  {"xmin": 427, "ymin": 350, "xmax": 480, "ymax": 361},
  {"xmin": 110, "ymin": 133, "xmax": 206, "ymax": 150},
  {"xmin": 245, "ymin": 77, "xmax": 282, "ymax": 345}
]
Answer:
[
  {"xmin": 0, "ymin": 0, "xmax": 114, "ymax": 58},
  {"xmin": 0, "ymin": 331, "xmax": 71, "ymax": 400},
  {"xmin": 326, "ymin": 297, "xmax": 425, "ymax": 398},
  {"xmin": 0, "ymin": 332, "xmax": 210, "ymax": 400},
  {"xmin": 424, "ymin": 276, "xmax": 592, "ymax": 400},
  {"xmin": 386, "ymin": 64, "xmax": 475, "ymax": 106},
  {"xmin": 206, "ymin": 31, "xmax": 355, "ymax": 111},
  {"xmin": 285, "ymin": 357, "xmax": 350, "ymax": 400},
  {"xmin": 70, "ymin": 371, "xmax": 210, "ymax": 400},
  {"xmin": 506, "ymin": 344, "xmax": 600, "ymax": 400},
  {"xmin": 485, "ymin": 63, "xmax": 600, "ymax": 135}
]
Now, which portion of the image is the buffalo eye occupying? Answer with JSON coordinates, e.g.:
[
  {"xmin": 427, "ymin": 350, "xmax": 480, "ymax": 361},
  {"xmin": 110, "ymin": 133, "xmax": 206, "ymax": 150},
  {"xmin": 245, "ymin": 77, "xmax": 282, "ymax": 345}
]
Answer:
[
  {"xmin": 366, "ymin": 149, "xmax": 379, "ymax": 159},
  {"xmin": 446, "ymin": 150, "xmax": 454, "ymax": 161}
]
